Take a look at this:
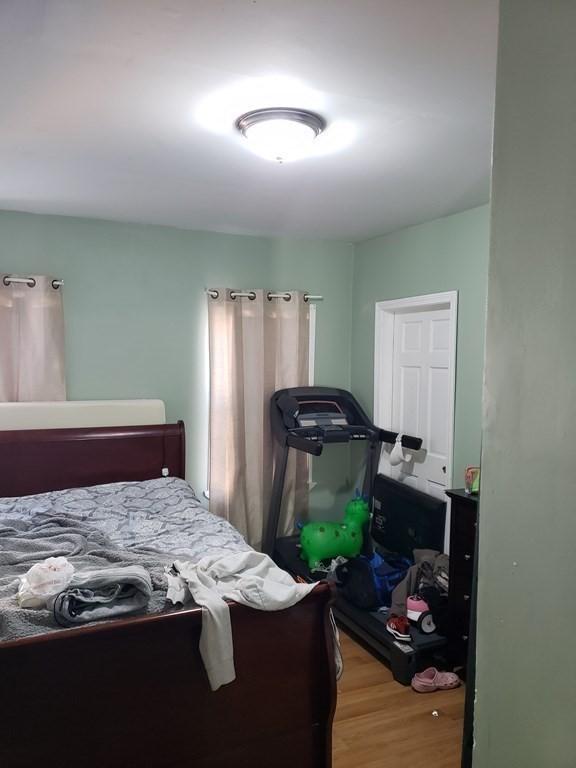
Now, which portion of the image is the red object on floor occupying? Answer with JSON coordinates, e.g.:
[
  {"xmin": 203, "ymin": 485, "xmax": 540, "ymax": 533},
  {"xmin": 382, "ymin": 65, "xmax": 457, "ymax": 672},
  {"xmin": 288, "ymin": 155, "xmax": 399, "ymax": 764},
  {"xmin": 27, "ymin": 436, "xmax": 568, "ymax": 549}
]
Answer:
[{"xmin": 386, "ymin": 614, "xmax": 412, "ymax": 642}]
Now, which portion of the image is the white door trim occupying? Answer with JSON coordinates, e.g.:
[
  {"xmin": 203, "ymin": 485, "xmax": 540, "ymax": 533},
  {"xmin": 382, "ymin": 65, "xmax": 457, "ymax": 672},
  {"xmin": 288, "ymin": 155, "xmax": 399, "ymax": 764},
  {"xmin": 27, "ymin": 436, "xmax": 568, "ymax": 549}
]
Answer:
[{"xmin": 373, "ymin": 291, "xmax": 458, "ymax": 490}]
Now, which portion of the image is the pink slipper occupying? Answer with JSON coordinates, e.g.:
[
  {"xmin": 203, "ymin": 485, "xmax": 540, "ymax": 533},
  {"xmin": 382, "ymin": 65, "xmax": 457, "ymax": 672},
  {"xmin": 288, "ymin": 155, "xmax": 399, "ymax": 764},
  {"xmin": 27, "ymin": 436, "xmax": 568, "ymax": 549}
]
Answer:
[{"xmin": 411, "ymin": 667, "xmax": 461, "ymax": 693}]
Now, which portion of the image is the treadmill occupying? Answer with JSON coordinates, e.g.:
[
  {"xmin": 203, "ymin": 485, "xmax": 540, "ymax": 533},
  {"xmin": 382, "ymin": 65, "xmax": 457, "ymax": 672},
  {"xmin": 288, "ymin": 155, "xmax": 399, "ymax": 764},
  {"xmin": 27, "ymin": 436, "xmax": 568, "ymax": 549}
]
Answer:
[
  {"xmin": 266, "ymin": 387, "xmax": 448, "ymax": 685},
  {"xmin": 263, "ymin": 386, "xmax": 422, "ymax": 556}
]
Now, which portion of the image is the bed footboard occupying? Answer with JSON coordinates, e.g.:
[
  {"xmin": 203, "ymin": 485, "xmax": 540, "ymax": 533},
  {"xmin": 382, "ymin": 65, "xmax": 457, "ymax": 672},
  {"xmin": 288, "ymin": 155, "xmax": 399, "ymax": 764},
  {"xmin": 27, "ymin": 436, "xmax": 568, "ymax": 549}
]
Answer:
[{"xmin": 0, "ymin": 583, "xmax": 336, "ymax": 768}]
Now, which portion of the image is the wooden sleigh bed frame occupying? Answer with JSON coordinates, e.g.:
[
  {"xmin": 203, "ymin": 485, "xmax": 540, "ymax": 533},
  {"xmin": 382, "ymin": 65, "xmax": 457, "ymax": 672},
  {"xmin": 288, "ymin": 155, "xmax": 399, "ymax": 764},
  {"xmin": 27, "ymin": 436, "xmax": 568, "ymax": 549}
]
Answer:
[{"xmin": 0, "ymin": 422, "xmax": 336, "ymax": 768}]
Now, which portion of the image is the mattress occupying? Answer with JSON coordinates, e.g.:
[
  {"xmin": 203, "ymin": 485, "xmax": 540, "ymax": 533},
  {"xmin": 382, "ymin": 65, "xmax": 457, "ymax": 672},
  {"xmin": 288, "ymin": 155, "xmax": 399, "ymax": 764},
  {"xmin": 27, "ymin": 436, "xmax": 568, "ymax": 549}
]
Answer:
[{"xmin": 0, "ymin": 477, "xmax": 250, "ymax": 561}]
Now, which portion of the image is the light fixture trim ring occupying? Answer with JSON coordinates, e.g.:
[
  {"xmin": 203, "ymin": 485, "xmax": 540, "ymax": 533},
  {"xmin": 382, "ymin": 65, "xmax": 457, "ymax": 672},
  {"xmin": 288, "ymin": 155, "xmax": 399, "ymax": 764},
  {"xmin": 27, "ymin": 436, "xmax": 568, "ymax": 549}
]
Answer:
[{"xmin": 235, "ymin": 107, "xmax": 326, "ymax": 137}]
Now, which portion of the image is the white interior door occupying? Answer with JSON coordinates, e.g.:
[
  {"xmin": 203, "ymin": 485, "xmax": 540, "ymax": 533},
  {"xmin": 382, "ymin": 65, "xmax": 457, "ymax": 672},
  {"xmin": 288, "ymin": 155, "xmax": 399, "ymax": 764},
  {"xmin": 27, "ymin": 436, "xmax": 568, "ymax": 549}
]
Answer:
[{"xmin": 374, "ymin": 293, "xmax": 457, "ymax": 504}]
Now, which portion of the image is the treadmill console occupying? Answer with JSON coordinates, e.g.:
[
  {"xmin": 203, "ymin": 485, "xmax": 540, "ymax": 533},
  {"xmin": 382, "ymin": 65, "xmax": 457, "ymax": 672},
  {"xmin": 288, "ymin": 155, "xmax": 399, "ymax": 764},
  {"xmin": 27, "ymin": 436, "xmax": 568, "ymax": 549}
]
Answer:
[
  {"xmin": 272, "ymin": 387, "xmax": 381, "ymax": 452},
  {"xmin": 271, "ymin": 386, "xmax": 423, "ymax": 455},
  {"xmin": 295, "ymin": 401, "xmax": 349, "ymax": 429}
]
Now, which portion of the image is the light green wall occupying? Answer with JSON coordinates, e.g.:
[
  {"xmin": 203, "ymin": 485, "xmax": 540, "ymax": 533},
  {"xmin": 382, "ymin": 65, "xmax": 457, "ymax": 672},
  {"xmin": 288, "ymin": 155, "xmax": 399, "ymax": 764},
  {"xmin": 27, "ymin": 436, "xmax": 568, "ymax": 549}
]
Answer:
[
  {"xmin": 269, "ymin": 239, "xmax": 354, "ymax": 389},
  {"xmin": 351, "ymin": 205, "xmax": 490, "ymax": 484},
  {"xmin": 0, "ymin": 210, "xmax": 353, "ymax": 500},
  {"xmin": 475, "ymin": 1, "xmax": 576, "ymax": 766},
  {"xmin": 0, "ymin": 203, "xmax": 489, "ymax": 519}
]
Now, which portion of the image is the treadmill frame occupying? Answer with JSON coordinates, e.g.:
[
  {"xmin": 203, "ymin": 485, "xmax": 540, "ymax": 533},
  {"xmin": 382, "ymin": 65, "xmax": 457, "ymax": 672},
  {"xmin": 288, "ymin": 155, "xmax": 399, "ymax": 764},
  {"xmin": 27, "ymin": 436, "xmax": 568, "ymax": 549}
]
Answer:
[{"xmin": 264, "ymin": 386, "xmax": 422, "ymax": 555}]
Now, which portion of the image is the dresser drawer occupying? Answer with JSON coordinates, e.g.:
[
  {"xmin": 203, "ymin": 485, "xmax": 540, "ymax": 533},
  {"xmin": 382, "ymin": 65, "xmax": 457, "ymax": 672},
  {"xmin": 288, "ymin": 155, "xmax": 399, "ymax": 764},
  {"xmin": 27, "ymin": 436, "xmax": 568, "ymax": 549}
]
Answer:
[
  {"xmin": 452, "ymin": 546, "xmax": 474, "ymax": 574},
  {"xmin": 452, "ymin": 507, "xmax": 477, "ymax": 551},
  {"xmin": 450, "ymin": 546, "xmax": 474, "ymax": 591},
  {"xmin": 449, "ymin": 591, "xmax": 472, "ymax": 630}
]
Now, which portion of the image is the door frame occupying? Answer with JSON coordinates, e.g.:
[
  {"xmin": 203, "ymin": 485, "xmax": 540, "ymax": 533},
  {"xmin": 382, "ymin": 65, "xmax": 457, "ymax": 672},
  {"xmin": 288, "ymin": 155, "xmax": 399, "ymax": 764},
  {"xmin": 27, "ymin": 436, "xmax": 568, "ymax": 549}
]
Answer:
[{"xmin": 373, "ymin": 291, "xmax": 458, "ymax": 493}]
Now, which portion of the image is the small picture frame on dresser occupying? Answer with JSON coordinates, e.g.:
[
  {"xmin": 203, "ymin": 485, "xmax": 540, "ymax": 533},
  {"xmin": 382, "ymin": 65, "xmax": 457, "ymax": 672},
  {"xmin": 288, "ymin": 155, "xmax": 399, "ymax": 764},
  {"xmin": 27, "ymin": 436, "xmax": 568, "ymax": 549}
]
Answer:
[{"xmin": 464, "ymin": 466, "xmax": 480, "ymax": 494}]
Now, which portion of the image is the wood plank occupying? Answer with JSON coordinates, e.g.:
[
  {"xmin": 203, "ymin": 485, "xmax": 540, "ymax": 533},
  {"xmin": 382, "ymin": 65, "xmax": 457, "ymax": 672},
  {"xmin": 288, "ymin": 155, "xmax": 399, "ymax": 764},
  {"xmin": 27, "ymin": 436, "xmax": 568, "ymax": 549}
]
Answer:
[{"xmin": 334, "ymin": 632, "xmax": 465, "ymax": 768}]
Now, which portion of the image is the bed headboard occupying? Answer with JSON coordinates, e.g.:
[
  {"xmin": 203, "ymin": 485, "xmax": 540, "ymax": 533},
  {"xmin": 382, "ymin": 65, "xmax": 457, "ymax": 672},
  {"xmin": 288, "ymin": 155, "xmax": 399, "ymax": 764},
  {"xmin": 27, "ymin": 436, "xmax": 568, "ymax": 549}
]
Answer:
[
  {"xmin": 0, "ymin": 399, "xmax": 166, "ymax": 430},
  {"xmin": 0, "ymin": 422, "xmax": 185, "ymax": 497}
]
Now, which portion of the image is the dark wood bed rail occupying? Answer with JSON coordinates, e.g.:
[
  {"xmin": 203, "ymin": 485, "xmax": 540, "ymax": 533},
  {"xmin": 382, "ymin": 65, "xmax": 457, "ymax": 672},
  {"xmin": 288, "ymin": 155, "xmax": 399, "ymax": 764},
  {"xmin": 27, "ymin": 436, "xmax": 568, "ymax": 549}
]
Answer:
[
  {"xmin": 0, "ymin": 582, "xmax": 336, "ymax": 768},
  {"xmin": 0, "ymin": 421, "xmax": 186, "ymax": 496}
]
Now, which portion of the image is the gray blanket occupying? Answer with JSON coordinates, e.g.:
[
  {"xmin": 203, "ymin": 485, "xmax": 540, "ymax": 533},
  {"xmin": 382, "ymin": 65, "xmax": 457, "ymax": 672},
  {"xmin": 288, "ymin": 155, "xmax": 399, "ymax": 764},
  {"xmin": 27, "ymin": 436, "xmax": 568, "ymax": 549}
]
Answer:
[
  {"xmin": 0, "ymin": 478, "xmax": 251, "ymax": 642},
  {"xmin": 0, "ymin": 513, "xmax": 170, "ymax": 640}
]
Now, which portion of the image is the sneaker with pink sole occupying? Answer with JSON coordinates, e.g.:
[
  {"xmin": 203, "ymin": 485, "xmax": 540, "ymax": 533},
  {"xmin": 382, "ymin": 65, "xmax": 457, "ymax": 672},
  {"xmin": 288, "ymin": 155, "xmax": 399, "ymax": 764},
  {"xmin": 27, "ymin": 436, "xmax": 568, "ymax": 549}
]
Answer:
[{"xmin": 411, "ymin": 667, "xmax": 461, "ymax": 693}]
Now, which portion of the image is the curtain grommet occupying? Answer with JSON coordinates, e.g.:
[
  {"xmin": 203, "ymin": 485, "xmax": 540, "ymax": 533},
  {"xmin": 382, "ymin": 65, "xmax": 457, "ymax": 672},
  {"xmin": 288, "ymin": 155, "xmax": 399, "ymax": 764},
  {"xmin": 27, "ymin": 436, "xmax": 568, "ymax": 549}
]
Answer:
[
  {"xmin": 2, "ymin": 276, "xmax": 36, "ymax": 288},
  {"xmin": 283, "ymin": 293, "xmax": 291, "ymax": 302}
]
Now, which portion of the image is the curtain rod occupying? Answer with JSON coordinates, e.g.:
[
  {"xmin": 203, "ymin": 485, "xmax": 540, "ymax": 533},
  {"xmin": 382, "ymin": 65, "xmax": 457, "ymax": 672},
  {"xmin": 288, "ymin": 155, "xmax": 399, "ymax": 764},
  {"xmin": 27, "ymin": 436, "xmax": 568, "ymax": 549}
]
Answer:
[
  {"xmin": 206, "ymin": 289, "xmax": 323, "ymax": 302},
  {"xmin": 3, "ymin": 275, "xmax": 64, "ymax": 289}
]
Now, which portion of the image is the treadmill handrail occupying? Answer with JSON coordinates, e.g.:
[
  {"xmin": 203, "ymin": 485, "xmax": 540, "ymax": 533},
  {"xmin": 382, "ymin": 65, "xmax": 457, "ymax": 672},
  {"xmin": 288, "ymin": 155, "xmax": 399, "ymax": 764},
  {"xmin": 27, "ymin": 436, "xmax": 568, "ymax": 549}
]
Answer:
[
  {"xmin": 289, "ymin": 424, "xmax": 378, "ymax": 437},
  {"xmin": 379, "ymin": 429, "xmax": 423, "ymax": 450}
]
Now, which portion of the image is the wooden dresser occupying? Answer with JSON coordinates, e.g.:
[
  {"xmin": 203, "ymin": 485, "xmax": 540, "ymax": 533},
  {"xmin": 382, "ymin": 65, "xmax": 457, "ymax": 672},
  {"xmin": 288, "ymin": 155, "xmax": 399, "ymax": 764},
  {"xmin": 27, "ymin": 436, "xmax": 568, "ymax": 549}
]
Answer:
[
  {"xmin": 446, "ymin": 488, "xmax": 479, "ymax": 768},
  {"xmin": 446, "ymin": 489, "xmax": 478, "ymax": 669}
]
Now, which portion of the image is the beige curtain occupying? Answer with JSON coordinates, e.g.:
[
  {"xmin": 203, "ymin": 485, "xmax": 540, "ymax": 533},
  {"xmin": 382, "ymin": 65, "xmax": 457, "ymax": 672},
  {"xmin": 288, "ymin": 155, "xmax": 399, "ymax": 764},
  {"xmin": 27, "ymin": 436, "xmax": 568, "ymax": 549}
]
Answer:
[
  {"xmin": 0, "ymin": 276, "xmax": 66, "ymax": 402},
  {"xmin": 208, "ymin": 289, "xmax": 310, "ymax": 550}
]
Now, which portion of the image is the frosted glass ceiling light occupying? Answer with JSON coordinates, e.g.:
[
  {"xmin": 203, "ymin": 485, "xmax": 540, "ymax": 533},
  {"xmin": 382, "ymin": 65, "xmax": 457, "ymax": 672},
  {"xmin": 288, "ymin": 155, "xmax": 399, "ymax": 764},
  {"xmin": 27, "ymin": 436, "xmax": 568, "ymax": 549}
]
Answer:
[{"xmin": 236, "ymin": 108, "xmax": 326, "ymax": 162}]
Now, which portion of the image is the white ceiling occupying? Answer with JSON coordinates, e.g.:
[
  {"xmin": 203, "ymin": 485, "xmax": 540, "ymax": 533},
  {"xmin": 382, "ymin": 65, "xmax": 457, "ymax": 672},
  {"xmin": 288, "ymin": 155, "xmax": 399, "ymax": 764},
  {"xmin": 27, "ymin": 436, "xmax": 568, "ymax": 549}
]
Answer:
[{"xmin": 0, "ymin": 0, "xmax": 498, "ymax": 242}]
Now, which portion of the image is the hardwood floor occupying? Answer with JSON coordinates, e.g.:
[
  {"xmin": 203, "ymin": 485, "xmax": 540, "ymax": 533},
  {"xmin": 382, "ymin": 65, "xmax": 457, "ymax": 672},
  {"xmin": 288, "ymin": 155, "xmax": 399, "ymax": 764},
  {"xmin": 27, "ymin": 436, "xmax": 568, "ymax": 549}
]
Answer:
[{"xmin": 333, "ymin": 632, "xmax": 465, "ymax": 768}]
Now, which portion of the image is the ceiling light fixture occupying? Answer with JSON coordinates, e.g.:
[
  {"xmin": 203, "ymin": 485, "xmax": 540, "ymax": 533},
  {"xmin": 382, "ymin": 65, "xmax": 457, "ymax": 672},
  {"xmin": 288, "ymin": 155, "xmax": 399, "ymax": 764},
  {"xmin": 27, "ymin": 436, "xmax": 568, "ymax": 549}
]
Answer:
[{"xmin": 236, "ymin": 108, "xmax": 326, "ymax": 163}]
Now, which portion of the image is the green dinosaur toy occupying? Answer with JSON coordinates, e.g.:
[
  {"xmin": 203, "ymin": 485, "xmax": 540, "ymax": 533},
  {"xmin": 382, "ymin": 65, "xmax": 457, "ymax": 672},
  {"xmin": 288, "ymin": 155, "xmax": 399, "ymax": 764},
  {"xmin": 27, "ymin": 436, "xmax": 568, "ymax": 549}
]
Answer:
[{"xmin": 300, "ymin": 494, "xmax": 370, "ymax": 570}]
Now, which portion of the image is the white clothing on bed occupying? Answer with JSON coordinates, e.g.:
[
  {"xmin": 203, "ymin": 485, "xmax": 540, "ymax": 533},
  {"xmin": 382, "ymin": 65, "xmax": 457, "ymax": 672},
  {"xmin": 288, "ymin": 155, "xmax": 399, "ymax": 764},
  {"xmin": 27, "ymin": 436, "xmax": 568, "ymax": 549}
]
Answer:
[
  {"xmin": 166, "ymin": 550, "xmax": 316, "ymax": 690},
  {"xmin": 18, "ymin": 557, "xmax": 75, "ymax": 608}
]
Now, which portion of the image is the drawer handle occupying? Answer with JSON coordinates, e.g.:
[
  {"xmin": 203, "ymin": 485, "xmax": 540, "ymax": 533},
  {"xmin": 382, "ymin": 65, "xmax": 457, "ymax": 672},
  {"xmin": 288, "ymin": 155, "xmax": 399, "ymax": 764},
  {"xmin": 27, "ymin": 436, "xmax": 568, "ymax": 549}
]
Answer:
[
  {"xmin": 463, "ymin": 594, "xmax": 470, "ymax": 601},
  {"xmin": 462, "ymin": 635, "xmax": 469, "ymax": 642},
  {"xmin": 464, "ymin": 554, "xmax": 471, "ymax": 561}
]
